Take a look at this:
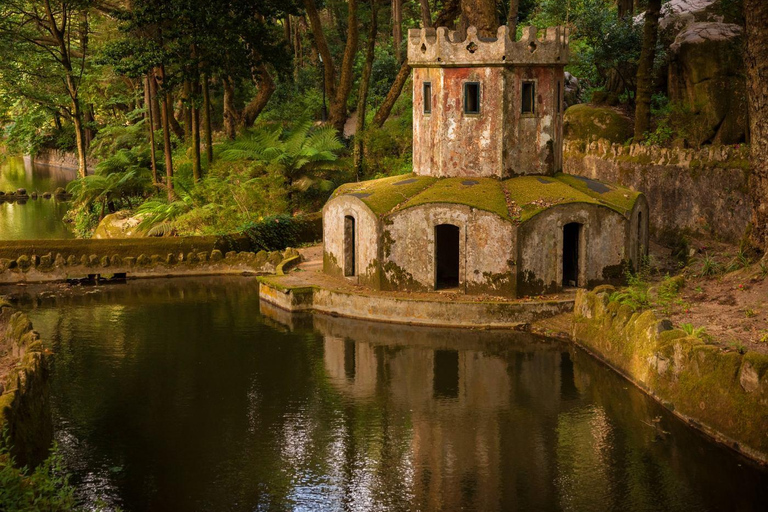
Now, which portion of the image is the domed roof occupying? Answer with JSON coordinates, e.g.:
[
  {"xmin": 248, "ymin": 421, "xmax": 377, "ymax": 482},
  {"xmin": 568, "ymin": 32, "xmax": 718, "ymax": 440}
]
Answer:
[{"xmin": 330, "ymin": 173, "xmax": 641, "ymax": 223}]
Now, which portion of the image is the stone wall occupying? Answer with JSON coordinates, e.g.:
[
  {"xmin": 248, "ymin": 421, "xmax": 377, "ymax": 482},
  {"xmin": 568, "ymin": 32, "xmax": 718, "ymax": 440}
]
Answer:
[
  {"xmin": 564, "ymin": 140, "xmax": 751, "ymax": 242},
  {"xmin": 0, "ymin": 302, "xmax": 52, "ymax": 468},
  {"xmin": 24, "ymin": 150, "xmax": 97, "ymax": 170},
  {"xmin": 572, "ymin": 287, "xmax": 768, "ymax": 464}
]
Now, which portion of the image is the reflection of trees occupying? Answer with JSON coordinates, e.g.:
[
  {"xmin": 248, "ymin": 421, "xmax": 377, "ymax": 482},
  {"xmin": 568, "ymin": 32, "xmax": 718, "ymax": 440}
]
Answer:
[{"xmin": 28, "ymin": 283, "xmax": 768, "ymax": 510}]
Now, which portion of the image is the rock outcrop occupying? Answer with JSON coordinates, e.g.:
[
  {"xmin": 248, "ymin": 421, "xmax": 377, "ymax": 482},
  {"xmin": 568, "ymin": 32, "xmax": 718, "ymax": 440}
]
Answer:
[{"xmin": 563, "ymin": 104, "xmax": 633, "ymax": 144}]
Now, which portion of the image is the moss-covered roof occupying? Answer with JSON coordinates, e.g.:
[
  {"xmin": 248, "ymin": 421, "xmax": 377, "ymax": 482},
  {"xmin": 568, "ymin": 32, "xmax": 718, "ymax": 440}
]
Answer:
[{"xmin": 330, "ymin": 172, "xmax": 641, "ymax": 223}]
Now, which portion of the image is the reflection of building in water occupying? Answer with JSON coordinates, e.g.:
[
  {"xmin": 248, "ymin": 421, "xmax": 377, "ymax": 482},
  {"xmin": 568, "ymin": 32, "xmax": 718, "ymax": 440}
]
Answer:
[{"xmin": 319, "ymin": 317, "xmax": 582, "ymax": 511}]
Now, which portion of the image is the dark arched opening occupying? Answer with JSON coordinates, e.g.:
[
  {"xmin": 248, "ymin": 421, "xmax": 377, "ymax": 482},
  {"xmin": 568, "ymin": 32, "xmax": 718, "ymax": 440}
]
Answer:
[
  {"xmin": 435, "ymin": 224, "xmax": 460, "ymax": 289},
  {"xmin": 562, "ymin": 222, "xmax": 582, "ymax": 287},
  {"xmin": 344, "ymin": 215, "xmax": 356, "ymax": 277}
]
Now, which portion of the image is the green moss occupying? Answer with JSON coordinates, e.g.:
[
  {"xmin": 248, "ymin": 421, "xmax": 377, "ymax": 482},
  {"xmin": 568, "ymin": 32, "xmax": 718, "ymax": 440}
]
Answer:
[
  {"xmin": 396, "ymin": 177, "xmax": 511, "ymax": 220},
  {"xmin": 555, "ymin": 173, "xmax": 641, "ymax": 214},
  {"xmin": 563, "ymin": 104, "xmax": 633, "ymax": 143},
  {"xmin": 331, "ymin": 173, "xmax": 437, "ymax": 215}
]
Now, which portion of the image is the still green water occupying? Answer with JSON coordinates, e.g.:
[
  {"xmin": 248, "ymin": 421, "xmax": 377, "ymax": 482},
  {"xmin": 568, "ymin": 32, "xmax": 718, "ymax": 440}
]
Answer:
[
  {"xmin": 0, "ymin": 156, "xmax": 75, "ymax": 239},
  {"xmin": 22, "ymin": 277, "xmax": 768, "ymax": 512}
]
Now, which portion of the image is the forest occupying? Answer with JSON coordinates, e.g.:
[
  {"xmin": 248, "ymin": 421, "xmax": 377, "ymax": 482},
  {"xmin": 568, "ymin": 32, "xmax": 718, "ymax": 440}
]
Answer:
[{"xmin": 0, "ymin": 0, "xmax": 763, "ymax": 249}]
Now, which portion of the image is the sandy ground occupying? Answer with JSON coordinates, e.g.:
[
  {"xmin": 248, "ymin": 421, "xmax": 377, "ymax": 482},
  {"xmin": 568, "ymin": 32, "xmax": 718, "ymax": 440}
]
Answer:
[{"xmin": 648, "ymin": 237, "xmax": 768, "ymax": 354}]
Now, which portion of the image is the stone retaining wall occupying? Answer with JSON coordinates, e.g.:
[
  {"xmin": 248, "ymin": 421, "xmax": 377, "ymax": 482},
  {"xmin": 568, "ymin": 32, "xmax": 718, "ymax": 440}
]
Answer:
[
  {"xmin": 0, "ymin": 302, "xmax": 52, "ymax": 468},
  {"xmin": 0, "ymin": 246, "xmax": 300, "ymax": 284},
  {"xmin": 24, "ymin": 150, "xmax": 97, "ymax": 171},
  {"xmin": 564, "ymin": 140, "xmax": 751, "ymax": 242},
  {"xmin": 573, "ymin": 287, "xmax": 768, "ymax": 464}
]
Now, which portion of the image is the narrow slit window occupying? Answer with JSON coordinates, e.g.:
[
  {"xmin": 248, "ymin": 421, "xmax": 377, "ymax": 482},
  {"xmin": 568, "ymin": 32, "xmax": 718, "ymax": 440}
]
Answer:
[
  {"xmin": 464, "ymin": 82, "xmax": 480, "ymax": 114},
  {"xmin": 423, "ymin": 82, "xmax": 432, "ymax": 114},
  {"xmin": 522, "ymin": 81, "xmax": 535, "ymax": 114}
]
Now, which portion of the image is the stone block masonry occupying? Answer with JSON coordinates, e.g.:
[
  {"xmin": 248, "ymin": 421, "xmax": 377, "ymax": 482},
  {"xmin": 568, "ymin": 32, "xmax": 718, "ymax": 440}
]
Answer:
[
  {"xmin": 572, "ymin": 287, "xmax": 768, "ymax": 464},
  {"xmin": 0, "ymin": 302, "xmax": 52, "ymax": 468},
  {"xmin": 564, "ymin": 139, "xmax": 751, "ymax": 242}
]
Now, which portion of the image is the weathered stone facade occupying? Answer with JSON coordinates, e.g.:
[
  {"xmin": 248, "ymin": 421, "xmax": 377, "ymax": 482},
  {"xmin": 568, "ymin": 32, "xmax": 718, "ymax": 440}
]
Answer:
[{"xmin": 323, "ymin": 26, "xmax": 648, "ymax": 298}]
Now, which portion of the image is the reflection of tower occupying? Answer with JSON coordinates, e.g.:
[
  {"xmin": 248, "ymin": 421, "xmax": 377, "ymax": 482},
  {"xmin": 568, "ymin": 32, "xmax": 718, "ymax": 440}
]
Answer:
[{"xmin": 323, "ymin": 335, "xmax": 378, "ymax": 399}]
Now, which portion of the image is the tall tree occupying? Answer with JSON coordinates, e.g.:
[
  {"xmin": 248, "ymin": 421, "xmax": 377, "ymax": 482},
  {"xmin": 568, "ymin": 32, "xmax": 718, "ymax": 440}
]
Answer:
[
  {"xmin": 354, "ymin": 0, "xmax": 379, "ymax": 177},
  {"xmin": 744, "ymin": 0, "xmax": 768, "ymax": 250},
  {"xmin": 633, "ymin": 0, "xmax": 661, "ymax": 142},
  {"xmin": 617, "ymin": 0, "xmax": 634, "ymax": 19},
  {"xmin": 372, "ymin": 0, "xmax": 461, "ymax": 127},
  {"xmin": 0, "ymin": 0, "xmax": 93, "ymax": 177},
  {"xmin": 419, "ymin": 0, "xmax": 432, "ymax": 28},
  {"xmin": 304, "ymin": 0, "xmax": 360, "ymax": 134},
  {"xmin": 507, "ymin": 0, "xmax": 519, "ymax": 36},
  {"xmin": 393, "ymin": 0, "xmax": 403, "ymax": 63},
  {"xmin": 460, "ymin": 0, "xmax": 499, "ymax": 37}
]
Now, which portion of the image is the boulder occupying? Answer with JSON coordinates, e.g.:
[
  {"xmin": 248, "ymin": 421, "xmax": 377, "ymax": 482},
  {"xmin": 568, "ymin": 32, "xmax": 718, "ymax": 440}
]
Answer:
[
  {"xmin": 667, "ymin": 21, "xmax": 747, "ymax": 145},
  {"xmin": 563, "ymin": 72, "xmax": 582, "ymax": 108},
  {"xmin": 93, "ymin": 211, "xmax": 146, "ymax": 239},
  {"xmin": 563, "ymin": 104, "xmax": 633, "ymax": 143}
]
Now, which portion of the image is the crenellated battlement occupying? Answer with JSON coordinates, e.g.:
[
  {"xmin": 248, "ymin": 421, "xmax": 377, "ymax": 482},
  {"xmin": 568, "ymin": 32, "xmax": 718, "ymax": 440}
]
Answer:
[{"xmin": 408, "ymin": 25, "xmax": 570, "ymax": 67}]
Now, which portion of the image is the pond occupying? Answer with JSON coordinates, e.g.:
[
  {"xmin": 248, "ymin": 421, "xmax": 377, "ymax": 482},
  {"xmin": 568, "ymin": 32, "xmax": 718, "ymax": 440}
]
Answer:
[
  {"xmin": 0, "ymin": 156, "xmax": 75, "ymax": 239},
  {"xmin": 21, "ymin": 277, "xmax": 768, "ymax": 512}
]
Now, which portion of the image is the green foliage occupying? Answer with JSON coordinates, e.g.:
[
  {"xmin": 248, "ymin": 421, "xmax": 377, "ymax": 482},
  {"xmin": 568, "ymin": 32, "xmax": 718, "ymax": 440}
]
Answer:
[
  {"xmin": 360, "ymin": 92, "xmax": 413, "ymax": 178},
  {"xmin": 680, "ymin": 323, "xmax": 708, "ymax": 339},
  {"xmin": 699, "ymin": 253, "xmax": 722, "ymax": 277},
  {"xmin": 609, "ymin": 270, "xmax": 651, "ymax": 311},
  {"xmin": 0, "ymin": 440, "xmax": 76, "ymax": 512},
  {"xmin": 219, "ymin": 120, "xmax": 344, "ymax": 198},
  {"xmin": 241, "ymin": 215, "xmax": 308, "ymax": 252},
  {"xmin": 528, "ymin": 0, "xmax": 641, "ymax": 90}
]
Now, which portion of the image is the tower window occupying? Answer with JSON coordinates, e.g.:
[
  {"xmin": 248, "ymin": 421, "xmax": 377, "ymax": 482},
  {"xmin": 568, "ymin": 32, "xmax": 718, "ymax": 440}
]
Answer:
[
  {"xmin": 423, "ymin": 82, "xmax": 432, "ymax": 114},
  {"xmin": 464, "ymin": 82, "xmax": 480, "ymax": 114},
  {"xmin": 522, "ymin": 81, "xmax": 535, "ymax": 114}
]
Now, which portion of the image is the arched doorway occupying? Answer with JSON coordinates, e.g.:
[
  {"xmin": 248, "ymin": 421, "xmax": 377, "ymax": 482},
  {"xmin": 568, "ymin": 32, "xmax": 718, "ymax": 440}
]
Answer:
[
  {"xmin": 344, "ymin": 215, "xmax": 356, "ymax": 277},
  {"xmin": 435, "ymin": 224, "xmax": 460, "ymax": 289},
  {"xmin": 562, "ymin": 222, "xmax": 582, "ymax": 287}
]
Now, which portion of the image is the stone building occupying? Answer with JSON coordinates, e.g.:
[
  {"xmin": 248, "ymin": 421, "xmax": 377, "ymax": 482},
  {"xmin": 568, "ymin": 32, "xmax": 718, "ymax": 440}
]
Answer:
[{"xmin": 323, "ymin": 25, "xmax": 648, "ymax": 298}]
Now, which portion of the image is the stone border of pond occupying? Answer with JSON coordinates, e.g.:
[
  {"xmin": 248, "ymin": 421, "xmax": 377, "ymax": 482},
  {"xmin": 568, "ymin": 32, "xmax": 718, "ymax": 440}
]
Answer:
[
  {"xmin": 555, "ymin": 286, "xmax": 768, "ymax": 466},
  {"xmin": 0, "ymin": 246, "xmax": 301, "ymax": 285},
  {"xmin": 0, "ymin": 301, "xmax": 52, "ymax": 468},
  {"xmin": 257, "ymin": 273, "xmax": 575, "ymax": 329}
]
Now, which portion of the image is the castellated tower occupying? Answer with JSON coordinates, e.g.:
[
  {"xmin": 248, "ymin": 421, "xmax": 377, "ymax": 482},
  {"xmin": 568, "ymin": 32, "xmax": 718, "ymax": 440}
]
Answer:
[{"xmin": 408, "ymin": 25, "xmax": 570, "ymax": 178}]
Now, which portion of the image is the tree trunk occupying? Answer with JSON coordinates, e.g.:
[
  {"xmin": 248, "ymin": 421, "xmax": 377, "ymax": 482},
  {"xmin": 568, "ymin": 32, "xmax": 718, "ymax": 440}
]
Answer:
[
  {"xmin": 70, "ymin": 98, "xmax": 88, "ymax": 178},
  {"xmin": 181, "ymin": 80, "xmax": 192, "ymax": 141},
  {"xmin": 435, "ymin": 0, "xmax": 461, "ymax": 28},
  {"xmin": 507, "ymin": 0, "xmax": 518, "ymax": 37},
  {"xmin": 150, "ymin": 74, "xmax": 162, "ymax": 130},
  {"xmin": 157, "ymin": 66, "xmax": 174, "ymax": 200},
  {"xmin": 420, "ymin": 0, "xmax": 432, "ymax": 28},
  {"xmin": 223, "ymin": 76, "xmax": 239, "ymax": 140},
  {"xmin": 355, "ymin": 0, "xmax": 379, "ymax": 178},
  {"xmin": 243, "ymin": 63, "xmax": 276, "ymax": 128},
  {"xmin": 328, "ymin": 0, "xmax": 359, "ymax": 134},
  {"xmin": 617, "ymin": 0, "xmax": 634, "ymax": 19},
  {"xmin": 745, "ymin": 0, "xmax": 768, "ymax": 250},
  {"xmin": 192, "ymin": 103, "xmax": 202, "ymax": 182},
  {"xmin": 393, "ymin": 0, "xmax": 403, "ymax": 63},
  {"xmin": 202, "ymin": 73, "xmax": 213, "ymax": 164},
  {"xmin": 460, "ymin": 0, "xmax": 499, "ymax": 37},
  {"xmin": 304, "ymin": 0, "xmax": 337, "ymax": 101},
  {"xmin": 633, "ymin": 0, "xmax": 661, "ymax": 142},
  {"xmin": 145, "ymin": 74, "xmax": 159, "ymax": 183},
  {"xmin": 372, "ymin": 60, "xmax": 410, "ymax": 128}
]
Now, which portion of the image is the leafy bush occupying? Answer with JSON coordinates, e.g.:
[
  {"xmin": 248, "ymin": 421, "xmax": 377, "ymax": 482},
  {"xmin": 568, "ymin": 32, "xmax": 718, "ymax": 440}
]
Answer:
[
  {"xmin": 241, "ymin": 214, "xmax": 321, "ymax": 251},
  {"xmin": 0, "ymin": 441, "xmax": 77, "ymax": 511}
]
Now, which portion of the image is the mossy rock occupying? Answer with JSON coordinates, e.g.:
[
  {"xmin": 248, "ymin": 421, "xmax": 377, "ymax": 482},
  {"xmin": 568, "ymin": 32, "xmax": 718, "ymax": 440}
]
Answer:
[
  {"xmin": 563, "ymin": 104, "xmax": 633, "ymax": 144},
  {"xmin": 16, "ymin": 255, "xmax": 31, "ymax": 271},
  {"xmin": 210, "ymin": 249, "xmax": 223, "ymax": 262}
]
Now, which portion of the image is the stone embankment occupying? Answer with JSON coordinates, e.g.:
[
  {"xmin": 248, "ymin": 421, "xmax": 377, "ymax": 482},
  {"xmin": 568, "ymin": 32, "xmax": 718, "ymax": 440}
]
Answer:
[
  {"xmin": 564, "ymin": 140, "xmax": 750, "ymax": 242},
  {"xmin": 0, "ymin": 234, "xmax": 307, "ymax": 284},
  {"xmin": 572, "ymin": 286, "xmax": 768, "ymax": 464},
  {"xmin": 0, "ymin": 187, "xmax": 70, "ymax": 203},
  {"xmin": 0, "ymin": 301, "xmax": 52, "ymax": 468},
  {"xmin": 24, "ymin": 150, "xmax": 97, "ymax": 171}
]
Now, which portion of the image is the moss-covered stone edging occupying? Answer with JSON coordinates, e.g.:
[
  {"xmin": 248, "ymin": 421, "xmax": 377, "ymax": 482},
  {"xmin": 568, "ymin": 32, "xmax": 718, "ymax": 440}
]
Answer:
[
  {"xmin": 258, "ymin": 276, "xmax": 574, "ymax": 329},
  {"xmin": 0, "ymin": 246, "xmax": 300, "ymax": 284},
  {"xmin": 573, "ymin": 287, "xmax": 768, "ymax": 464},
  {"xmin": 0, "ymin": 301, "xmax": 52, "ymax": 468},
  {"xmin": 563, "ymin": 139, "xmax": 750, "ymax": 242}
]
